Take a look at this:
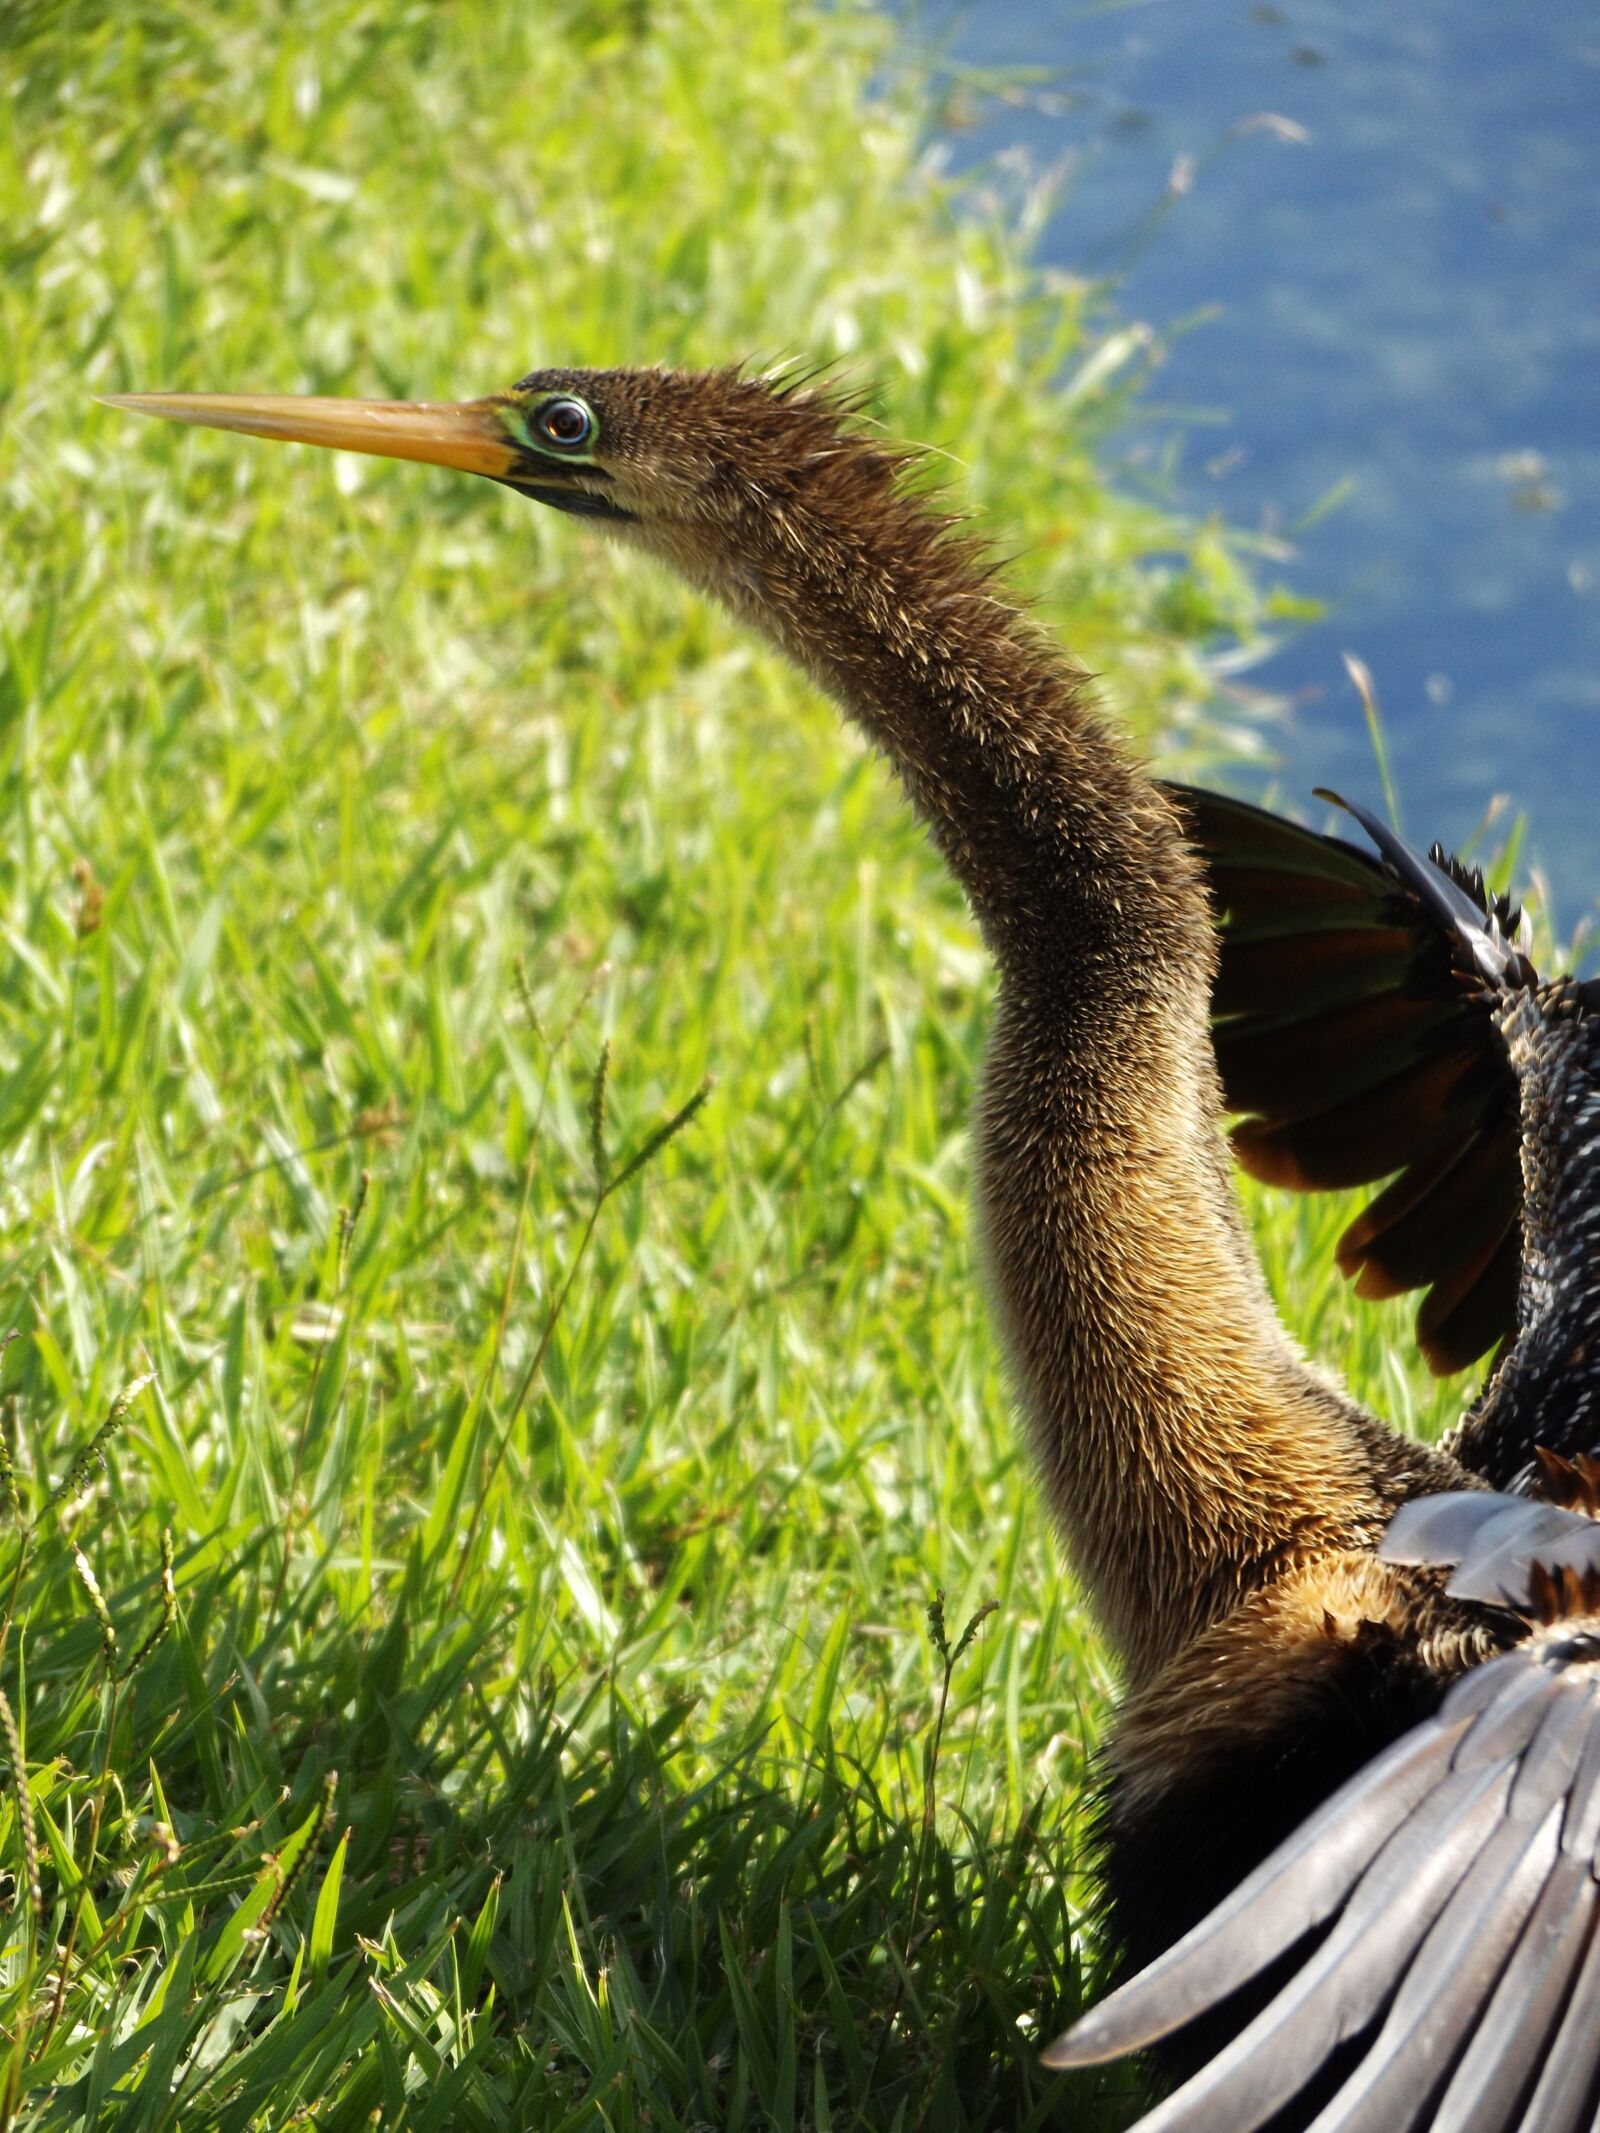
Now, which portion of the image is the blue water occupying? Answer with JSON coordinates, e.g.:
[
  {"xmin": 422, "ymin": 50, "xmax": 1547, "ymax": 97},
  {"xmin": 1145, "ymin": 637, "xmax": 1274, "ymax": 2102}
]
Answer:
[{"xmin": 911, "ymin": 0, "xmax": 1600, "ymax": 926}]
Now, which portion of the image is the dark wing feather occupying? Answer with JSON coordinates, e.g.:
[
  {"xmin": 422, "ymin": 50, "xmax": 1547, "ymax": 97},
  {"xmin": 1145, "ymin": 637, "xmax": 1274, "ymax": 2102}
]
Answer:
[
  {"xmin": 1166, "ymin": 782, "xmax": 1531, "ymax": 1374},
  {"xmin": 1229, "ymin": 1046, "xmax": 1502, "ymax": 1196},
  {"xmin": 1209, "ymin": 925, "xmax": 1418, "ymax": 1021},
  {"xmin": 1338, "ymin": 1130, "xmax": 1520, "ymax": 1300},
  {"xmin": 1211, "ymin": 992, "xmax": 1466, "ymax": 1120},
  {"xmin": 1414, "ymin": 1225, "xmax": 1524, "ymax": 1379},
  {"xmin": 1043, "ymin": 1498, "xmax": 1600, "ymax": 2130}
]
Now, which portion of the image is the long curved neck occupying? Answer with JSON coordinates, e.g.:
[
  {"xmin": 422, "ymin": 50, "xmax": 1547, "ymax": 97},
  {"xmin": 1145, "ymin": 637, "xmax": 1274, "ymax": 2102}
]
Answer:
[{"xmin": 645, "ymin": 461, "xmax": 1445, "ymax": 1680}]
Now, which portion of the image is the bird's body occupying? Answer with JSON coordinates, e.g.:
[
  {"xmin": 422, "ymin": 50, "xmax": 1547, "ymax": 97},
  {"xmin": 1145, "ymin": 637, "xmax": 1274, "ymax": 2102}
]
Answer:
[
  {"xmin": 107, "ymin": 367, "xmax": 1600, "ymax": 2129},
  {"xmin": 1069, "ymin": 790, "xmax": 1600, "ymax": 2129}
]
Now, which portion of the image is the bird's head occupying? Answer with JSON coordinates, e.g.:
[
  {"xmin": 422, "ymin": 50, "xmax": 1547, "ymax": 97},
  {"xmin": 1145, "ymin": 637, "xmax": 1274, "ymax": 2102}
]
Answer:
[{"xmin": 102, "ymin": 365, "xmax": 890, "ymax": 596}]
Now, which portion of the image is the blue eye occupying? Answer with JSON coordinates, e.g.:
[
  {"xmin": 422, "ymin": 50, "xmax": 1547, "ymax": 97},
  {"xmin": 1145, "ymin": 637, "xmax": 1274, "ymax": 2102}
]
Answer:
[{"xmin": 537, "ymin": 397, "xmax": 595, "ymax": 448}]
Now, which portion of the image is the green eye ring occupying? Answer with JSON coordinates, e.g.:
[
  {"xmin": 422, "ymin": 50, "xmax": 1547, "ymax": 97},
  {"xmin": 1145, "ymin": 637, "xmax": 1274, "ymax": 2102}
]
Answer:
[{"xmin": 533, "ymin": 395, "xmax": 596, "ymax": 450}]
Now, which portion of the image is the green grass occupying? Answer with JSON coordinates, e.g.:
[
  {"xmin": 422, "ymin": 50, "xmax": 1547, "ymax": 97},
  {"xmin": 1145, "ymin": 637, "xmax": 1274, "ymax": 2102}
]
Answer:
[{"xmin": 0, "ymin": 3, "xmax": 1468, "ymax": 2126}]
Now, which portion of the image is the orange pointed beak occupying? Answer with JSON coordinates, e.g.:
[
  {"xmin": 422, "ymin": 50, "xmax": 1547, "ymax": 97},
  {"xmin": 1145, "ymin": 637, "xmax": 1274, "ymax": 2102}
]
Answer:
[{"xmin": 97, "ymin": 391, "xmax": 522, "ymax": 481}]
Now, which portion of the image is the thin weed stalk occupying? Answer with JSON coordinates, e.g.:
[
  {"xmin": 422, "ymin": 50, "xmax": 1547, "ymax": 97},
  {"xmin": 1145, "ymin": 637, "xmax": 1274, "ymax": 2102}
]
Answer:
[{"xmin": 450, "ymin": 1052, "xmax": 711, "ymax": 1602}]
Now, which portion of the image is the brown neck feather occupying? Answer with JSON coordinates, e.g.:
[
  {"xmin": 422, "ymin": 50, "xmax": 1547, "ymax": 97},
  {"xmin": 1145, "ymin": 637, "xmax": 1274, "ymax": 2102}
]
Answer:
[{"xmin": 644, "ymin": 427, "xmax": 1459, "ymax": 1682}]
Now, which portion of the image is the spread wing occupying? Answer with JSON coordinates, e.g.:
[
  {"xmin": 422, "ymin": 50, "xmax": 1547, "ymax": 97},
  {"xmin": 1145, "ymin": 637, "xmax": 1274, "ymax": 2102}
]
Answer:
[
  {"xmin": 1166, "ymin": 783, "xmax": 1535, "ymax": 1376},
  {"xmin": 1043, "ymin": 1492, "xmax": 1600, "ymax": 2133}
]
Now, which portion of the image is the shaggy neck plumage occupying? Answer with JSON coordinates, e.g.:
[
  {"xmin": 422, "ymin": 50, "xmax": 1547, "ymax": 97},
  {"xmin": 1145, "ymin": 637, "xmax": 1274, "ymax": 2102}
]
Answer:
[{"xmin": 641, "ymin": 434, "xmax": 1453, "ymax": 1681}]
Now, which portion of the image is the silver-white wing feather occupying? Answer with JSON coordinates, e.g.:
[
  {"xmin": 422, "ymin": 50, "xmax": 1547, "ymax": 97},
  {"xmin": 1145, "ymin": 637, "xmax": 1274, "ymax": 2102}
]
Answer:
[{"xmin": 1044, "ymin": 1493, "xmax": 1600, "ymax": 2132}]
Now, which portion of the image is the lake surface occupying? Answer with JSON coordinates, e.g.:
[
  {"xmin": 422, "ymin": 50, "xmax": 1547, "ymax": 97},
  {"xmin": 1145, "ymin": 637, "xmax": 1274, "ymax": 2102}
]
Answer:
[{"xmin": 911, "ymin": 0, "xmax": 1600, "ymax": 927}]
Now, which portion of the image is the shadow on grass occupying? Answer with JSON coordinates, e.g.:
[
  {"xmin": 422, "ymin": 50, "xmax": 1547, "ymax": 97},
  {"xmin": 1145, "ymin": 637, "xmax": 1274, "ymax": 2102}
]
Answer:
[{"xmin": 9, "ymin": 1524, "xmax": 1139, "ymax": 2130}]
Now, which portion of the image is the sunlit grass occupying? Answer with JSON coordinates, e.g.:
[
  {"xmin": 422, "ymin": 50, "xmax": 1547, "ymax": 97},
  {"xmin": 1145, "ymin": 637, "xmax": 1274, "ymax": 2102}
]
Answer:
[{"xmin": 0, "ymin": 2, "xmax": 1469, "ymax": 2125}]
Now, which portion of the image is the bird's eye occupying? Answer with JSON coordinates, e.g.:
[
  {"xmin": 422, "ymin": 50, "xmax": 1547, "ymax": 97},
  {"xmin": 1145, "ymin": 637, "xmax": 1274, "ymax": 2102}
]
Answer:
[{"xmin": 536, "ymin": 397, "xmax": 595, "ymax": 449}]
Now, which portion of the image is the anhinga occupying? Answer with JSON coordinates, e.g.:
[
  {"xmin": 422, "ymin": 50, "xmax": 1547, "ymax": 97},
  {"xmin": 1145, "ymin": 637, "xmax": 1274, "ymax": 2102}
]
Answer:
[{"xmin": 105, "ymin": 369, "xmax": 1600, "ymax": 2131}]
